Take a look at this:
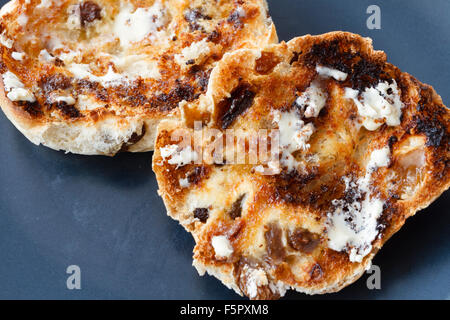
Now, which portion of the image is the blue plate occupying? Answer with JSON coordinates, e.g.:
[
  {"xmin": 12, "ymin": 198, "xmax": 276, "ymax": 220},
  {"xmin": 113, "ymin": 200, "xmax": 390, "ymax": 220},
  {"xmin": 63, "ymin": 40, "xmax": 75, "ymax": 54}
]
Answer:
[{"xmin": 0, "ymin": 0, "xmax": 448, "ymax": 299}]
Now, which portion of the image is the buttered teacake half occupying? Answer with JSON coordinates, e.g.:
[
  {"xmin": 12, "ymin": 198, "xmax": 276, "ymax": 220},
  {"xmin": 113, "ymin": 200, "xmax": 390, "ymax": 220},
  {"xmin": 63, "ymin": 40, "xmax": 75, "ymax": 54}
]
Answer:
[
  {"xmin": 153, "ymin": 32, "xmax": 450, "ymax": 299},
  {"xmin": 0, "ymin": 0, "xmax": 277, "ymax": 155}
]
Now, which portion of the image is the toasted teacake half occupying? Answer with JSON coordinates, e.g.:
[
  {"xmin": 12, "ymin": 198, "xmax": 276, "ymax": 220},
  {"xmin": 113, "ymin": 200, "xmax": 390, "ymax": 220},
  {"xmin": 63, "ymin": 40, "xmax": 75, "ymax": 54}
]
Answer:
[
  {"xmin": 153, "ymin": 32, "xmax": 450, "ymax": 299},
  {"xmin": 0, "ymin": 0, "xmax": 277, "ymax": 155}
]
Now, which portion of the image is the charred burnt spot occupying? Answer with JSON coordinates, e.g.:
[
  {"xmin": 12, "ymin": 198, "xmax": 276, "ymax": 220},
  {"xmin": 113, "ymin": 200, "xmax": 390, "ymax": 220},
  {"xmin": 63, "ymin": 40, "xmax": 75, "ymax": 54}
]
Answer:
[
  {"xmin": 415, "ymin": 116, "xmax": 446, "ymax": 147},
  {"xmin": 39, "ymin": 74, "xmax": 72, "ymax": 94},
  {"xmin": 388, "ymin": 190, "xmax": 400, "ymax": 201},
  {"xmin": 193, "ymin": 208, "xmax": 209, "ymax": 223},
  {"xmin": 416, "ymin": 85, "xmax": 437, "ymax": 112},
  {"xmin": 287, "ymin": 228, "xmax": 320, "ymax": 254},
  {"xmin": 416, "ymin": 86, "xmax": 431, "ymax": 113},
  {"xmin": 264, "ymin": 223, "xmax": 286, "ymax": 264},
  {"xmin": 152, "ymin": 80, "xmax": 197, "ymax": 112},
  {"xmin": 376, "ymin": 200, "xmax": 398, "ymax": 235},
  {"xmin": 124, "ymin": 93, "xmax": 150, "ymax": 107},
  {"xmin": 396, "ymin": 76, "xmax": 411, "ymax": 100},
  {"xmin": 304, "ymin": 39, "xmax": 353, "ymax": 74},
  {"xmin": 113, "ymin": 79, "xmax": 151, "ymax": 107},
  {"xmin": 75, "ymin": 79, "xmax": 109, "ymax": 102},
  {"xmin": 118, "ymin": 125, "xmax": 146, "ymax": 152},
  {"xmin": 184, "ymin": 8, "xmax": 212, "ymax": 32},
  {"xmin": 228, "ymin": 194, "xmax": 246, "ymax": 220},
  {"xmin": 79, "ymin": 1, "xmax": 102, "ymax": 27},
  {"xmin": 38, "ymin": 74, "xmax": 80, "ymax": 118},
  {"xmin": 218, "ymin": 83, "xmax": 256, "ymax": 129},
  {"xmin": 304, "ymin": 39, "xmax": 389, "ymax": 91},
  {"xmin": 388, "ymin": 135, "xmax": 398, "ymax": 148},
  {"xmin": 187, "ymin": 165, "xmax": 210, "ymax": 185},
  {"xmin": 273, "ymin": 168, "xmax": 318, "ymax": 204},
  {"xmin": 349, "ymin": 57, "xmax": 391, "ymax": 92},
  {"xmin": 227, "ymin": 7, "xmax": 245, "ymax": 29},
  {"xmin": 0, "ymin": 60, "xmax": 7, "ymax": 73},
  {"xmin": 95, "ymin": 87, "xmax": 109, "ymax": 102},
  {"xmin": 341, "ymin": 179, "xmax": 363, "ymax": 205},
  {"xmin": 323, "ymin": 176, "xmax": 365, "ymax": 217},
  {"xmin": 188, "ymin": 64, "xmax": 204, "ymax": 74},
  {"xmin": 207, "ymin": 30, "xmax": 220, "ymax": 43},
  {"xmin": 55, "ymin": 101, "xmax": 82, "ymax": 118},
  {"xmin": 413, "ymin": 86, "xmax": 448, "ymax": 147},
  {"xmin": 83, "ymin": 82, "xmax": 109, "ymax": 102},
  {"xmin": 426, "ymin": 149, "xmax": 450, "ymax": 181},
  {"xmin": 18, "ymin": 100, "xmax": 43, "ymax": 117},
  {"xmin": 275, "ymin": 191, "xmax": 292, "ymax": 204},
  {"xmin": 171, "ymin": 81, "xmax": 198, "ymax": 102},
  {"xmin": 189, "ymin": 66, "xmax": 212, "ymax": 92},
  {"xmin": 255, "ymin": 51, "xmax": 281, "ymax": 75},
  {"xmin": 320, "ymin": 184, "xmax": 330, "ymax": 193},
  {"xmin": 54, "ymin": 58, "xmax": 65, "ymax": 67},
  {"xmin": 289, "ymin": 51, "xmax": 302, "ymax": 65},
  {"xmin": 76, "ymin": 79, "xmax": 97, "ymax": 91},
  {"xmin": 438, "ymin": 157, "xmax": 450, "ymax": 180}
]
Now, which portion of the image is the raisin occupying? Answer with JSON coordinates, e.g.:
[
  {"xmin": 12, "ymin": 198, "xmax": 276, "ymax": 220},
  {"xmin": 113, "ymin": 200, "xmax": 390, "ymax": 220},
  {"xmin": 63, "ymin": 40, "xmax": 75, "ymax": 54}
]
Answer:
[
  {"xmin": 54, "ymin": 58, "xmax": 64, "ymax": 67},
  {"xmin": 264, "ymin": 223, "xmax": 285, "ymax": 263},
  {"xmin": 187, "ymin": 166, "xmax": 209, "ymax": 185},
  {"xmin": 309, "ymin": 263, "xmax": 323, "ymax": 280},
  {"xmin": 193, "ymin": 208, "xmax": 209, "ymax": 223},
  {"xmin": 80, "ymin": 1, "xmax": 102, "ymax": 27},
  {"xmin": 228, "ymin": 194, "xmax": 245, "ymax": 219},
  {"xmin": 287, "ymin": 228, "xmax": 319, "ymax": 253},
  {"xmin": 119, "ymin": 126, "xmax": 146, "ymax": 152},
  {"xmin": 219, "ymin": 84, "xmax": 255, "ymax": 129},
  {"xmin": 234, "ymin": 258, "xmax": 279, "ymax": 300}
]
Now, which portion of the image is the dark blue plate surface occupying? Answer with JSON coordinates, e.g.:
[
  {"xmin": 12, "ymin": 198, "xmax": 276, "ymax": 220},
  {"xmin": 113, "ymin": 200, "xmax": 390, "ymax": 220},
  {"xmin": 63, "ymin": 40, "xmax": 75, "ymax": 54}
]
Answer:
[{"xmin": 0, "ymin": 0, "xmax": 448, "ymax": 299}]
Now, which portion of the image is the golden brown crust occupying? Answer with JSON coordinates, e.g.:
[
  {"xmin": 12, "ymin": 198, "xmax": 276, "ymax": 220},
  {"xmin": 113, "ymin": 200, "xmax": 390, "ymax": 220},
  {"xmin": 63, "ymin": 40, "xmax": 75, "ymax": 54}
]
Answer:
[
  {"xmin": 153, "ymin": 32, "xmax": 450, "ymax": 299},
  {"xmin": 0, "ymin": 0, "xmax": 277, "ymax": 155}
]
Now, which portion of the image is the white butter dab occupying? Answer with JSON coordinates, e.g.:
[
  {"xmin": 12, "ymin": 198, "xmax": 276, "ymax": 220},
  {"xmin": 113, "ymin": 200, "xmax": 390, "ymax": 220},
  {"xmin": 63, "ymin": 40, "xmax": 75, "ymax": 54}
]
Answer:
[{"xmin": 345, "ymin": 80, "xmax": 404, "ymax": 131}]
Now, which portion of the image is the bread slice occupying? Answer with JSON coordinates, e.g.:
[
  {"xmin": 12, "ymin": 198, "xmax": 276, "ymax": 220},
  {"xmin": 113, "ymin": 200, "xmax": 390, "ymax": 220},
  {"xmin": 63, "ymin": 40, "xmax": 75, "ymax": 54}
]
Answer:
[
  {"xmin": 0, "ymin": 0, "xmax": 277, "ymax": 155},
  {"xmin": 153, "ymin": 32, "xmax": 450, "ymax": 299}
]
